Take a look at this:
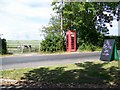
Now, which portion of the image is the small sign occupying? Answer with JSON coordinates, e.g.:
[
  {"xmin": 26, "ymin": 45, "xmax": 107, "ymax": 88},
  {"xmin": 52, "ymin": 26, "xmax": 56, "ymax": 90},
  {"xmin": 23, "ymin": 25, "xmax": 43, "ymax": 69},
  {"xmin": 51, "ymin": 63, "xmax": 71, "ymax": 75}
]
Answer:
[
  {"xmin": 71, "ymin": 34, "xmax": 74, "ymax": 37},
  {"xmin": 100, "ymin": 39, "xmax": 119, "ymax": 61}
]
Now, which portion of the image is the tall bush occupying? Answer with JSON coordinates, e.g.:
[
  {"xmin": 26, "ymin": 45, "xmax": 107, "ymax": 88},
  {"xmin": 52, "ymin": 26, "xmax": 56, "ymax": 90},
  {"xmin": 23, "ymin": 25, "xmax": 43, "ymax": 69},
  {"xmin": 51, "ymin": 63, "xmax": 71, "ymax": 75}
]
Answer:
[
  {"xmin": 0, "ymin": 38, "xmax": 7, "ymax": 54},
  {"xmin": 77, "ymin": 43, "xmax": 97, "ymax": 52},
  {"xmin": 40, "ymin": 33, "xmax": 65, "ymax": 53}
]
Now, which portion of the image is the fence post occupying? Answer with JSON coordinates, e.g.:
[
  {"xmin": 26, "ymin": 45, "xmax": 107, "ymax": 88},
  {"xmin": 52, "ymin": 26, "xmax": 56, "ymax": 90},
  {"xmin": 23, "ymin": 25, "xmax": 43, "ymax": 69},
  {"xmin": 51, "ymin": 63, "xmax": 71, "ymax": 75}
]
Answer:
[{"xmin": 39, "ymin": 42, "xmax": 40, "ymax": 52}]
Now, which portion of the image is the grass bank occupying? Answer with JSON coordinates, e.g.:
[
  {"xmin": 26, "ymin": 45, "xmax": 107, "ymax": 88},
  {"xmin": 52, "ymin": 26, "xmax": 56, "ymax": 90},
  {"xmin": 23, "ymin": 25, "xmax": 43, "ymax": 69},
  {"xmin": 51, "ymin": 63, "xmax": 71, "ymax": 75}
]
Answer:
[{"xmin": 0, "ymin": 60, "xmax": 120, "ymax": 88}]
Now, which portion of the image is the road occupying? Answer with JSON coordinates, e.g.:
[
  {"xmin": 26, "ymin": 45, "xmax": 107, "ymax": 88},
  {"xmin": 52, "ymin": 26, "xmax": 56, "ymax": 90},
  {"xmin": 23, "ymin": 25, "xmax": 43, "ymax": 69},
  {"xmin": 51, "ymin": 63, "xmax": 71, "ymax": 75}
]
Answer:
[{"xmin": 1, "ymin": 51, "xmax": 120, "ymax": 70}]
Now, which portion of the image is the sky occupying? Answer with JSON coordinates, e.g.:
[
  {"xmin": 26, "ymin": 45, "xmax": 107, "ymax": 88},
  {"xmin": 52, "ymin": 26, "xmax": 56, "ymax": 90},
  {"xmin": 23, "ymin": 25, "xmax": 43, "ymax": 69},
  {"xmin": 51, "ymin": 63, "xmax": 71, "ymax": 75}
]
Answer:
[
  {"xmin": 0, "ymin": 0, "xmax": 55, "ymax": 40},
  {"xmin": 105, "ymin": 20, "xmax": 119, "ymax": 36},
  {"xmin": 103, "ymin": 11, "xmax": 119, "ymax": 36},
  {"xmin": 0, "ymin": 0, "xmax": 119, "ymax": 40}
]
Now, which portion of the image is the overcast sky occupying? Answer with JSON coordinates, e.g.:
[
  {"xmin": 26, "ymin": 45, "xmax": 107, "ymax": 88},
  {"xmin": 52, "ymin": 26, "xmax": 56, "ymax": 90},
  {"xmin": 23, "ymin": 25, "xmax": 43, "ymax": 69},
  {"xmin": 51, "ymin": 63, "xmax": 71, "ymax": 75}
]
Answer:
[
  {"xmin": 0, "ymin": 1, "xmax": 119, "ymax": 40},
  {"xmin": 0, "ymin": 0, "xmax": 54, "ymax": 40}
]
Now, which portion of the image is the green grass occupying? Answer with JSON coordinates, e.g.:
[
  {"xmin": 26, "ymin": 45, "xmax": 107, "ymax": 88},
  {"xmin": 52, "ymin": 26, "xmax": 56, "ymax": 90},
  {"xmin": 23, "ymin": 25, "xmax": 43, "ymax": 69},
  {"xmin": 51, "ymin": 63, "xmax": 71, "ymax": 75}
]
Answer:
[
  {"xmin": 78, "ymin": 46, "xmax": 102, "ymax": 52},
  {"xmin": 6, "ymin": 40, "xmax": 41, "ymax": 54},
  {"xmin": 7, "ymin": 40, "xmax": 40, "ymax": 49},
  {"xmin": 0, "ymin": 61, "xmax": 120, "ymax": 86},
  {"xmin": 7, "ymin": 40, "xmax": 41, "ymax": 45}
]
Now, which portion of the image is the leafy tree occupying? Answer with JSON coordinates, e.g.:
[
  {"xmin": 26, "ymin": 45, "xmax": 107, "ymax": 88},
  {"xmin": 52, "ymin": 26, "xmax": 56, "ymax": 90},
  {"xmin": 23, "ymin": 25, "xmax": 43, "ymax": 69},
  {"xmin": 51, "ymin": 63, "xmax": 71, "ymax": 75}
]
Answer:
[
  {"xmin": 52, "ymin": 2, "xmax": 120, "ymax": 33},
  {"xmin": 42, "ymin": 15, "xmax": 62, "ymax": 36},
  {"xmin": 93, "ymin": 2, "xmax": 120, "ymax": 34},
  {"xmin": 41, "ymin": 2, "xmax": 120, "ymax": 52},
  {"xmin": 52, "ymin": 2, "xmax": 120, "ymax": 48},
  {"xmin": 40, "ymin": 15, "xmax": 65, "ymax": 52}
]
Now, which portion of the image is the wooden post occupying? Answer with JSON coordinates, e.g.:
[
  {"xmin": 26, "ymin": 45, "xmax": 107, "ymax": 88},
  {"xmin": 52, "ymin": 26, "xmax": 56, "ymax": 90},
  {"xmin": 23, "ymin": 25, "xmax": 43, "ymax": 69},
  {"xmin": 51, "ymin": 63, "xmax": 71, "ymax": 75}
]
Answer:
[{"xmin": 39, "ymin": 42, "xmax": 40, "ymax": 52}]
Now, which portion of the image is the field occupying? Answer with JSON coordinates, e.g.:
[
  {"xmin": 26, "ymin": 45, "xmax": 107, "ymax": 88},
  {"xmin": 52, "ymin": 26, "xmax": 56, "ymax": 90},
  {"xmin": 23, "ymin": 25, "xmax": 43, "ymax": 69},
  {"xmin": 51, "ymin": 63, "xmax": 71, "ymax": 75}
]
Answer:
[{"xmin": 7, "ymin": 40, "xmax": 41, "ymax": 54}]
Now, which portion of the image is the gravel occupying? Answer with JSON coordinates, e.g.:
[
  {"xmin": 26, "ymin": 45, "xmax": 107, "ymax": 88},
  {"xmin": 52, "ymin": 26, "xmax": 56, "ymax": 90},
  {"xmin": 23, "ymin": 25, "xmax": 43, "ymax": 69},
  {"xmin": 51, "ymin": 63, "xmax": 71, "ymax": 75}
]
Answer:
[{"xmin": 0, "ymin": 79, "xmax": 119, "ymax": 89}]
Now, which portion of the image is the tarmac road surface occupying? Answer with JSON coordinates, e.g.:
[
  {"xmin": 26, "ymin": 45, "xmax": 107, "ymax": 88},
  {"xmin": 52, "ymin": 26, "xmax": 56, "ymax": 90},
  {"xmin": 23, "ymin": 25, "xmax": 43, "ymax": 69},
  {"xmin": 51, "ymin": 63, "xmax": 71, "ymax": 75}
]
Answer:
[{"xmin": 1, "ymin": 51, "xmax": 120, "ymax": 70}]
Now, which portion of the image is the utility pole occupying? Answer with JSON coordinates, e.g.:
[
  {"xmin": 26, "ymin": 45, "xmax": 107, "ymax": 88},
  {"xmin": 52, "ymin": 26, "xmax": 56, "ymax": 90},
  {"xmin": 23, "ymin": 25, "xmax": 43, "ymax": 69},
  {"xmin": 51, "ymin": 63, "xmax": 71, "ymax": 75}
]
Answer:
[{"xmin": 61, "ymin": 0, "xmax": 63, "ymax": 31}]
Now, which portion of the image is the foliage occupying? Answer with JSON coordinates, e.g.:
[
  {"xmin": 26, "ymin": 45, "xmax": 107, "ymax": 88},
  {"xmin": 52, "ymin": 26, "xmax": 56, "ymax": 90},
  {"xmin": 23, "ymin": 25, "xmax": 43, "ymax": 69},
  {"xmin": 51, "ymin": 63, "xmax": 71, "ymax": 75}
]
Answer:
[
  {"xmin": 94, "ymin": 2, "xmax": 120, "ymax": 34},
  {"xmin": 40, "ymin": 33, "xmax": 65, "ymax": 52},
  {"xmin": 41, "ymin": 15, "xmax": 65, "ymax": 53},
  {"xmin": 41, "ymin": 2, "xmax": 120, "ymax": 52},
  {"xmin": 42, "ymin": 15, "xmax": 62, "ymax": 36},
  {"xmin": 51, "ymin": 2, "xmax": 120, "ymax": 49},
  {"xmin": 52, "ymin": 2, "xmax": 120, "ymax": 34},
  {"xmin": 0, "ymin": 38, "xmax": 7, "ymax": 54},
  {"xmin": 78, "ymin": 43, "xmax": 97, "ymax": 51}
]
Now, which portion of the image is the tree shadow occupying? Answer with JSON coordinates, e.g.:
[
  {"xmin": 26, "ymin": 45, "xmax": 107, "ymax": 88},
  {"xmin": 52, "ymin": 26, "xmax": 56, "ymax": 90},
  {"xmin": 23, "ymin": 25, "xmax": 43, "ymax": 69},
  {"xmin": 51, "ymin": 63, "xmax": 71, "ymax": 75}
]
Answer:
[
  {"xmin": 1, "ymin": 61, "xmax": 120, "ymax": 89},
  {"xmin": 75, "ymin": 62, "xmax": 120, "ymax": 85}
]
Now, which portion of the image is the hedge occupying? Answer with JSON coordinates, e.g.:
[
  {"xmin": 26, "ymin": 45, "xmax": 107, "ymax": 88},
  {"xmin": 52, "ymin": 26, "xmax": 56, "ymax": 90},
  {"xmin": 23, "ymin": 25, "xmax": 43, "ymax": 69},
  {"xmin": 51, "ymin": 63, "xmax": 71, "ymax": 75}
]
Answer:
[{"xmin": 0, "ymin": 38, "xmax": 7, "ymax": 54}]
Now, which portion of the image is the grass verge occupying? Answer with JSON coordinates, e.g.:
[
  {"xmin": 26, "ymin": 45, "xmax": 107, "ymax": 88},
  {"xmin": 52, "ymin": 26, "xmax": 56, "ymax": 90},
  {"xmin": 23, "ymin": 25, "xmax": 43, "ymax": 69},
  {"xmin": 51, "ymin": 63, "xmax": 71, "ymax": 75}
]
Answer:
[{"xmin": 0, "ymin": 61, "xmax": 120, "ymax": 87}]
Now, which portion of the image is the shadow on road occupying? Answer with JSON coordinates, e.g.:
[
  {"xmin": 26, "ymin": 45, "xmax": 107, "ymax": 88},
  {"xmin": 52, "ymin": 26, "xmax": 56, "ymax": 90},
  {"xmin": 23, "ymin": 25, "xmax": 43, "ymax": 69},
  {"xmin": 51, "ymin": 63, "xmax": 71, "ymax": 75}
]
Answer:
[{"xmin": 1, "ymin": 61, "xmax": 120, "ymax": 89}]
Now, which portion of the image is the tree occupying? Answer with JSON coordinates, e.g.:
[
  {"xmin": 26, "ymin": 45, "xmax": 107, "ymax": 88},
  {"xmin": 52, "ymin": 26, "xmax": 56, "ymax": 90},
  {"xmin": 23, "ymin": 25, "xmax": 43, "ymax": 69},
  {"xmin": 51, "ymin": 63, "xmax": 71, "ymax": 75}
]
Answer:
[
  {"xmin": 52, "ymin": 2, "xmax": 120, "ymax": 48},
  {"xmin": 40, "ymin": 15, "xmax": 65, "ymax": 52},
  {"xmin": 93, "ymin": 2, "xmax": 120, "ymax": 34},
  {"xmin": 52, "ymin": 2, "xmax": 120, "ymax": 33},
  {"xmin": 42, "ymin": 15, "xmax": 62, "ymax": 36}
]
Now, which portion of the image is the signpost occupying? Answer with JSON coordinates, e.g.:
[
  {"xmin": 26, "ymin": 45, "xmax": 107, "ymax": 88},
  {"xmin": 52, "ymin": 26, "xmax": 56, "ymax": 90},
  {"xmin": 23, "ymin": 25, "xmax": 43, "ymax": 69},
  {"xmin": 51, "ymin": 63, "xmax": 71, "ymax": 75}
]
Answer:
[{"xmin": 100, "ymin": 39, "xmax": 119, "ymax": 61}]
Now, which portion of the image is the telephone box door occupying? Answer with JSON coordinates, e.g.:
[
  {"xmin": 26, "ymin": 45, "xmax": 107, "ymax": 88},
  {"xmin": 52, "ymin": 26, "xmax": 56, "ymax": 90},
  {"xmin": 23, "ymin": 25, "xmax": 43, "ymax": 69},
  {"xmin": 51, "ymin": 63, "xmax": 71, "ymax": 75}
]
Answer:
[{"xmin": 66, "ymin": 30, "xmax": 76, "ymax": 52}]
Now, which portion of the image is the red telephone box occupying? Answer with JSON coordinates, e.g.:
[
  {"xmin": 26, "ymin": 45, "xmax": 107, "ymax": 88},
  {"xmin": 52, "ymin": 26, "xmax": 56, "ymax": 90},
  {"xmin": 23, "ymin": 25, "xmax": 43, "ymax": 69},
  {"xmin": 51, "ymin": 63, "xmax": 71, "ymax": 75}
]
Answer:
[{"xmin": 66, "ymin": 30, "xmax": 76, "ymax": 52}]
